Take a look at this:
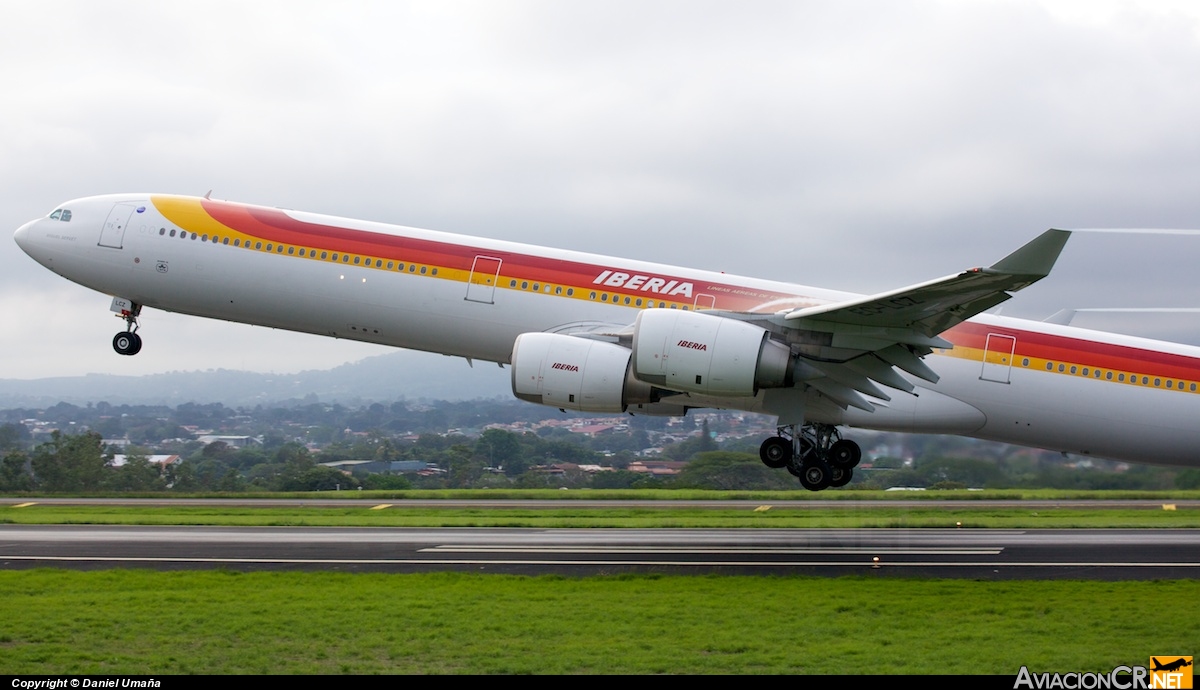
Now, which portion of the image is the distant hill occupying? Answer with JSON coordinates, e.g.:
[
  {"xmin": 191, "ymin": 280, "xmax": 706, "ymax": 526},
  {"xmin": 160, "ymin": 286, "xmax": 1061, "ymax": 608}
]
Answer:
[{"xmin": 0, "ymin": 350, "xmax": 513, "ymax": 407}]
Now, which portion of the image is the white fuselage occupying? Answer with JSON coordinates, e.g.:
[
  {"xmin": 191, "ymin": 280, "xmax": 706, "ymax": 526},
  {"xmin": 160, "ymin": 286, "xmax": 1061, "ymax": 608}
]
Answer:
[{"xmin": 14, "ymin": 194, "xmax": 1200, "ymax": 466}]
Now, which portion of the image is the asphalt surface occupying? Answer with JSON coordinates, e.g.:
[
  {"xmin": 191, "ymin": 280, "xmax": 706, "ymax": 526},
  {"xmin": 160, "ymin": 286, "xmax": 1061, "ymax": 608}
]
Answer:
[{"xmin": 1, "ymin": 524, "xmax": 1197, "ymax": 579}]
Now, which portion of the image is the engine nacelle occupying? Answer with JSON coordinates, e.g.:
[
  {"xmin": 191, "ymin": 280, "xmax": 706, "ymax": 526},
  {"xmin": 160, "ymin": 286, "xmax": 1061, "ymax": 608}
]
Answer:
[
  {"xmin": 511, "ymin": 332, "xmax": 654, "ymax": 412},
  {"xmin": 627, "ymin": 402, "xmax": 691, "ymax": 417},
  {"xmin": 631, "ymin": 309, "xmax": 792, "ymax": 397}
]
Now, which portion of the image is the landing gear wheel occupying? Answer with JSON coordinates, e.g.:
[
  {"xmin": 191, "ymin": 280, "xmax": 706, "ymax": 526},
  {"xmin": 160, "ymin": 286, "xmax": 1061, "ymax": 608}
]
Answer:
[
  {"xmin": 798, "ymin": 459, "xmax": 832, "ymax": 492},
  {"xmin": 759, "ymin": 437, "xmax": 790, "ymax": 469},
  {"xmin": 829, "ymin": 466, "xmax": 853, "ymax": 488},
  {"xmin": 828, "ymin": 439, "xmax": 862, "ymax": 469},
  {"xmin": 113, "ymin": 331, "xmax": 142, "ymax": 356}
]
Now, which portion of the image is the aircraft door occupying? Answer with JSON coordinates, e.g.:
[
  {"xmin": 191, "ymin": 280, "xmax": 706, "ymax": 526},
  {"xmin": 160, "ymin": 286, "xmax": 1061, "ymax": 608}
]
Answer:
[
  {"xmin": 980, "ymin": 333, "xmax": 1017, "ymax": 384},
  {"xmin": 465, "ymin": 255, "xmax": 503, "ymax": 304},
  {"xmin": 98, "ymin": 202, "xmax": 138, "ymax": 249}
]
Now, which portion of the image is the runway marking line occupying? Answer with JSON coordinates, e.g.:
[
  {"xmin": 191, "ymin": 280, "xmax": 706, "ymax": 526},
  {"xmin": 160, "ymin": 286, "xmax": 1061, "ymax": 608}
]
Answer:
[
  {"xmin": 1, "ymin": 555, "xmax": 1199, "ymax": 568},
  {"xmin": 421, "ymin": 546, "xmax": 1005, "ymax": 555}
]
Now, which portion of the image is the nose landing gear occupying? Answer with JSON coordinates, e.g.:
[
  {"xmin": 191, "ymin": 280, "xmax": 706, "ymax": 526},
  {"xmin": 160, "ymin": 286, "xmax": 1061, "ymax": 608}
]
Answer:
[
  {"xmin": 758, "ymin": 423, "xmax": 861, "ymax": 491},
  {"xmin": 112, "ymin": 300, "xmax": 143, "ymax": 356}
]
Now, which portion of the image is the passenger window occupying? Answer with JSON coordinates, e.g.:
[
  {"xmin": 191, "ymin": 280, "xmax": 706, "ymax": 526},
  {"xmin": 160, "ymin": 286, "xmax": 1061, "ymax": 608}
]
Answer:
[
  {"xmin": 159, "ymin": 228, "xmax": 165, "ymax": 236},
  {"xmin": 223, "ymin": 237, "xmax": 229, "ymax": 245},
  {"xmin": 289, "ymin": 247, "xmax": 295, "ymax": 255},
  {"xmin": 420, "ymin": 266, "xmax": 427, "ymax": 274},
  {"xmin": 354, "ymin": 257, "xmax": 360, "ymax": 264},
  {"xmin": 256, "ymin": 242, "xmax": 263, "ymax": 250},
  {"xmin": 170, "ymin": 229, "xmax": 177, "ymax": 237},
  {"xmin": 266, "ymin": 243, "xmax": 273, "ymax": 251}
]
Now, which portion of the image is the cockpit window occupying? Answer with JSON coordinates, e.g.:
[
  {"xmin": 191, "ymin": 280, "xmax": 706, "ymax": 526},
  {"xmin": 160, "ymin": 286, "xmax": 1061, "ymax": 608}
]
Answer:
[
  {"xmin": 48, "ymin": 209, "xmax": 72, "ymax": 221},
  {"xmin": 61, "ymin": 210, "xmax": 72, "ymax": 221},
  {"xmin": 50, "ymin": 209, "xmax": 62, "ymax": 220}
]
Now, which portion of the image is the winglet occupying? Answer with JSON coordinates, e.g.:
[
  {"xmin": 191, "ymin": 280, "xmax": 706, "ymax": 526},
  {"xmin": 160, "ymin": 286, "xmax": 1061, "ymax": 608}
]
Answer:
[{"xmin": 987, "ymin": 229, "xmax": 1071, "ymax": 277}]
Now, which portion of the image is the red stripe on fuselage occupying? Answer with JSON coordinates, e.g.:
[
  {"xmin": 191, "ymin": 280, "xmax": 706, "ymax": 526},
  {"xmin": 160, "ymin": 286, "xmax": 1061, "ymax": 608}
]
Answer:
[
  {"xmin": 198, "ymin": 199, "xmax": 797, "ymax": 309},
  {"xmin": 946, "ymin": 321, "xmax": 1200, "ymax": 380}
]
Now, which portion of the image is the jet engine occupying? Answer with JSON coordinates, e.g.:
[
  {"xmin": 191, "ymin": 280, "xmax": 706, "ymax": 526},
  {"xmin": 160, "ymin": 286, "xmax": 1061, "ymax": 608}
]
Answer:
[
  {"xmin": 631, "ymin": 310, "xmax": 792, "ymax": 397},
  {"xmin": 510, "ymin": 332, "xmax": 655, "ymax": 412}
]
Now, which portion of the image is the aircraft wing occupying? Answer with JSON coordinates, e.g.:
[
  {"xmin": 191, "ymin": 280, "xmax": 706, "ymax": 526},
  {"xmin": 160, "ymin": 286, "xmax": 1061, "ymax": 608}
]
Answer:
[{"xmin": 762, "ymin": 229, "xmax": 1071, "ymax": 410}]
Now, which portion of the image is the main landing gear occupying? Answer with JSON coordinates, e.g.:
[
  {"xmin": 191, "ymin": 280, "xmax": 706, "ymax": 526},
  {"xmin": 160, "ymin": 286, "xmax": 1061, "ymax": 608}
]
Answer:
[
  {"xmin": 759, "ymin": 423, "xmax": 861, "ymax": 491},
  {"xmin": 112, "ymin": 302, "xmax": 143, "ymax": 356}
]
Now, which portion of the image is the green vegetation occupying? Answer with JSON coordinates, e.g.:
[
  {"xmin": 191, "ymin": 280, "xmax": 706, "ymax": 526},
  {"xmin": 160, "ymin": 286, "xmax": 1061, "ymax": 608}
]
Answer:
[
  {"xmin": 5, "ymin": 397, "xmax": 1200, "ymax": 493},
  {"xmin": 3, "ymin": 493, "xmax": 1197, "ymax": 528},
  {"xmin": 0, "ymin": 569, "xmax": 1194, "ymax": 674}
]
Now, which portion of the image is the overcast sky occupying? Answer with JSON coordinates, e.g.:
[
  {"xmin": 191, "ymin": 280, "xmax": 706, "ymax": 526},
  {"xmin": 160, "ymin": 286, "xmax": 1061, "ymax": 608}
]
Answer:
[{"xmin": 2, "ymin": 0, "xmax": 1199, "ymax": 381}]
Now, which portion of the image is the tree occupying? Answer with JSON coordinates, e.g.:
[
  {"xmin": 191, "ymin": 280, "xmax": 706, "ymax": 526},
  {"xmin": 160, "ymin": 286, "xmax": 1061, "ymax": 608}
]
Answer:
[
  {"xmin": 673, "ymin": 451, "xmax": 797, "ymax": 490},
  {"xmin": 30, "ymin": 431, "xmax": 106, "ymax": 492},
  {"xmin": 107, "ymin": 451, "xmax": 165, "ymax": 492},
  {"xmin": 0, "ymin": 451, "xmax": 33, "ymax": 491}
]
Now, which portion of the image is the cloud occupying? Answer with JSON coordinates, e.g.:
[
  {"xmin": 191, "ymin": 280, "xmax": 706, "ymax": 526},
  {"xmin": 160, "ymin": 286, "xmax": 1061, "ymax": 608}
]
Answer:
[{"xmin": 2, "ymin": 0, "xmax": 1198, "ymax": 379}]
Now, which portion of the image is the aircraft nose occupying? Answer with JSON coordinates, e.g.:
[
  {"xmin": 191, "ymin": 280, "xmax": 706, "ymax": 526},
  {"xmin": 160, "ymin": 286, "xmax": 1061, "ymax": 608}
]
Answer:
[{"xmin": 14, "ymin": 219, "xmax": 36, "ymax": 254}]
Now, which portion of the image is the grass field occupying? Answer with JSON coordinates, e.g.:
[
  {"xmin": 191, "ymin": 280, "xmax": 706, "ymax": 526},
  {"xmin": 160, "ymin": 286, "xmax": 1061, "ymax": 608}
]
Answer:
[
  {"xmin": 1, "ymin": 491, "xmax": 1195, "ymax": 674},
  {"xmin": 2, "ymin": 489, "xmax": 1198, "ymax": 528},
  {"xmin": 0, "ymin": 569, "xmax": 1195, "ymax": 674},
  {"xmin": 3, "ymin": 504, "xmax": 1197, "ymax": 529}
]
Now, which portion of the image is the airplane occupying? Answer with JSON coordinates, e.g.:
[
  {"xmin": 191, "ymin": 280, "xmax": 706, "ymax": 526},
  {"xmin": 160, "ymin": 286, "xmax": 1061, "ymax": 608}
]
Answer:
[
  {"xmin": 13, "ymin": 193, "xmax": 1200, "ymax": 489},
  {"xmin": 1152, "ymin": 658, "xmax": 1192, "ymax": 673}
]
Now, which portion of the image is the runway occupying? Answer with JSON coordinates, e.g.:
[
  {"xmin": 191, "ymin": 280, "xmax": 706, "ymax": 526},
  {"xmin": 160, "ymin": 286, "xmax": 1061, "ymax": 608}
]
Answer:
[{"xmin": 1, "ymin": 525, "xmax": 1197, "ymax": 579}]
